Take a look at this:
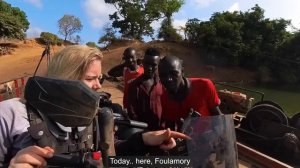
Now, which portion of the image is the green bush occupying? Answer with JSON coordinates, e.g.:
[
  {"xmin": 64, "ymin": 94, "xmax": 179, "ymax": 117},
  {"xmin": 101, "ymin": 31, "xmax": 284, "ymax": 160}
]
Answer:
[
  {"xmin": 86, "ymin": 42, "xmax": 98, "ymax": 48},
  {"xmin": 56, "ymin": 39, "xmax": 63, "ymax": 46},
  {"xmin": 39, "ymin": 32, "xmax": 61, "ymax": 45}
]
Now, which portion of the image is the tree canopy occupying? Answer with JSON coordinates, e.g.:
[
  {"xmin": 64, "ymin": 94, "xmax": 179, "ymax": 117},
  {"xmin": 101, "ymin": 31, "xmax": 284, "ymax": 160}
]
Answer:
[
  {"xmin": 185, "ymin": 4, "xmax": 300, "ymax": 85},
  {"xmin": 58, "ymin": 14, "xmax": 83, "ymax": 41},
  {"xmin": 0, "ymin": 1, "xmax": 30, "ymax": 39},
  {"xmin": 158, "ymin": 0, "xmax": 184, "ymax": 41},
  {"xmin": 105, "ymin": 0, "xmax": 184, "ymax": 40},
  {"xmin": 98, "ymin": 23, "xmax": 117, "ymax": 47}
]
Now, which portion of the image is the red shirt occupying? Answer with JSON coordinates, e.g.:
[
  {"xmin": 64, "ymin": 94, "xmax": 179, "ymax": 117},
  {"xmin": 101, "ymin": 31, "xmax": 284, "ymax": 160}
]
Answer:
[
  {"xmin": 127, "ymin": 75, "xmax": 163, "ymax": 130},
  {"xmin": 161, "ymin": 78, "xmax": 220, "ymax": 124},
  {"xmin": 123, "ymin": 66, "xmax": 144, "ymax": 108}
]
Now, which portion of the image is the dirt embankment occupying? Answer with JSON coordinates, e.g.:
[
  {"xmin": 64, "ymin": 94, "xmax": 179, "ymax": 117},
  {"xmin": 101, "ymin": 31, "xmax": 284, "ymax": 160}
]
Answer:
[
  {"xmin": 0, "ymin": 39, "xmax": 256, "ymax": 84},
  {"xmin": 0, "ymin": 39, "xmax": 64, "ymax": 83},
  {"xmin": 0, "ymin": 38, "xmax": 257, "ymax": 105},
  {"xmin": 102, "ymin": 40, "xmax": 256, "ymax": 84}
]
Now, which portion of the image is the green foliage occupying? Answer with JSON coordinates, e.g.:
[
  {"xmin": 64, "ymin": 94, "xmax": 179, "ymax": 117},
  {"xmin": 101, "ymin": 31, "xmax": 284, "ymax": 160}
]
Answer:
[
  {"xmin": 98, "ymin": 23, "xmax": 117, "ymax": 46},
  {"xmin": 0, "ymin": 1, "xmax": 30, "ymax": 39},
  {"xmin": 39, "ymin": 32, "xmax": 62, "ymax": 45},
  {"xmin": 276, "ymin": 31, "xmax": 300, "ymax": 64},
  {"xmin": 185, "ymin": 18, "xmax": 203, "ymax": 46},
  {"xmin": 159, "ymin": 0, "xmax": 184, "ymax": 34},
  {"xmin": 238, "ymin": 5, "xmax": 290, "ymax": 69},
  {"xmin": 160, "ymin": 0, "xmax": 184, "ymax": 18},
  {"xmin": 158, "ymin": 18, "xmax": 182, "ymax": 42},
  {"xmin": 86, "ymin": 42, "xmax": 98, "ymax": 48},
  {"xmin": 56, "ymin": 39, "xmax": 63, "ymax": 46},
  {"xmin": 58, "ymin": 15, "xmax": 83, "ymax": 41},
  {"xmin": 105, "ymin": 0, "xmax": 183, "ymax": 40},
  {"xmin": 185, "ymin": 4, "xmax": 299, "ymax": 85},
  {"xmin": 273, "ymin": 31, "xmax": 300, "ymax": 84}
]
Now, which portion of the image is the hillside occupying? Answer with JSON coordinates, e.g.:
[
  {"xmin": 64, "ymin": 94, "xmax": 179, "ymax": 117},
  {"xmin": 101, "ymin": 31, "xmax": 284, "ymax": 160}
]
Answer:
[
  {"xmin": 102, "ymin": 40, "xmax": 256, "ymax": 84},
  {"xmin": 0, "ymin": 39, "xmax": 256, "ymax": 84}
]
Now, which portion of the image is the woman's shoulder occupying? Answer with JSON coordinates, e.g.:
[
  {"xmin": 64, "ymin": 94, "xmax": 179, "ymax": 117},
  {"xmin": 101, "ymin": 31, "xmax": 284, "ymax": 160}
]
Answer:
[
  {"xmin": 0, "ymin": 97, "xmax": 25, "ymax": 107},
  {"xmin": 0, "ymin": 98, "xmax": 27, "ymax": 120}
]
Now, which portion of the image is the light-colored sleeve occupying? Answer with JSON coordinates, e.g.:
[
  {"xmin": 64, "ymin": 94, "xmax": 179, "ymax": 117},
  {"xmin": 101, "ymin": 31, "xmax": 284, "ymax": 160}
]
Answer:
[{"xmin": 0, "ymin": 98, "xmax": 33, "ymax": 167}]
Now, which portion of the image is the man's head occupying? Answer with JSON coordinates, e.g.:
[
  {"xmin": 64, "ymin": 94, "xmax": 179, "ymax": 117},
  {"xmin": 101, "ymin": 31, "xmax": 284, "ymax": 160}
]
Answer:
[
  {"xmin": 143, "ymin": 48, "xmax": 161, "ymax": 78},
  {"xmin": 122, "ymin": 47, "xmax": 137, "ymax": 70},
  {"xmin": 158, "ymin": 56, "xmax": 184, "ymax": 94},
  {"xmin": 47, "ymin": 45, "xmax": 103, "ymax": 91}
]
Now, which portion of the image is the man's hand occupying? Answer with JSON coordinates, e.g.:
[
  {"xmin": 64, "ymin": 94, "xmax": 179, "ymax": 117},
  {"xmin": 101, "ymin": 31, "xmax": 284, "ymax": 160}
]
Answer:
[
  {"xmin": 9, "ymin": 146, "xmax": 54, "ymax": 168},
  {"xmin": 142, "ymin": 128, "xmax": 191, "ymax": 150}
]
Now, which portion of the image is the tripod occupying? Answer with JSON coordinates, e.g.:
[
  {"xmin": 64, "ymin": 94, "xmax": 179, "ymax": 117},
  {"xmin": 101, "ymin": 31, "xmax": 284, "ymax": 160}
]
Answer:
[{"xmin": 34, "ymin": 42, "xmax": 51, "ymax": 76}]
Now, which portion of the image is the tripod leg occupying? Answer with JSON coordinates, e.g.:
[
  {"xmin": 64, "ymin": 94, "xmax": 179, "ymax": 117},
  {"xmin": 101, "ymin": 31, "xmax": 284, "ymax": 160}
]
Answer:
[{"xmin": 33, "ymin": 54, "xmax": 45, "ymax": 76}]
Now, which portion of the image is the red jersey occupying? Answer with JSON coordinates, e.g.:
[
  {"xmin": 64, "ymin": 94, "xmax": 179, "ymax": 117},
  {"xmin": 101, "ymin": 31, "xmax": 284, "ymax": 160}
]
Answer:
[
  {"xmin": 123, "ymin": 66, "xmax": 144, "ymax": 108},
  {"xmin": 127, "ymin": 75, "xmax": 163, "ymax": 130},
  {"xmin": 161, "ymin": 78, "xmax": 220, "ymax": 123}
]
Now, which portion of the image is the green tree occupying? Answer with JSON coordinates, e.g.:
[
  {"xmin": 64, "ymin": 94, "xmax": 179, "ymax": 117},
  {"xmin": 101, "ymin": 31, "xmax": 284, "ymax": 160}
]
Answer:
[
  {"xmin": 98, "ymin": 23, "xmax": 117, "ymax": 46},
  {"xmin": 105, "ymin": 0, "xmax": 183, "ymax": 40},
  {"xmin": 39, "ymin": 32, "xmax": 59, "ymax": 44},
  {"xmin": 184, "ymin": 4, "xmax": 297, "ymax": 84},
  {"xmin": 158, "ymin": 18, "xmax": 182, "ymax": 41},
  {"xmin": 206, "ymin": 11, "xmax": 244, "ymax": 65},
  {"xmin": 185, "ymin": 18, "xmax": 203, "ymax": 45},
  {"xmin": 0, "ymin": 1, "xmax": 30, "ymax": 39},
  {"xmin": 105, "ymin": 0, "xmax": 160, "ymax": 40},
  {"xmin": 273, "ymin": 31, "xmax": 300, "ymax": 84},
  {"xmin": 158, "ymin": 0, "xmax": 184, "ymax": 41},
  {"xmin": 239, "ymin": 5, "xmax": 291, "ymax": 69},
  {"xmin": 86, "ymin": 42, "xmax": 98, "ymax": 48},
  {"xmin": 160, "ymin": 0, "xmax": 183, "ymax": 24},
  {"xmin": 58, "ymin": 15, "xmax": 83, "ymax": 42}
]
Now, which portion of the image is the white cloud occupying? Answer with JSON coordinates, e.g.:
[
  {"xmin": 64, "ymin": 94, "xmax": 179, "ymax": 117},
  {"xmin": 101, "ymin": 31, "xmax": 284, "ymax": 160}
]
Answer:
[
  {"xmin": 151, "ymin": 18, "xmax": 164, "ymax": 31},
  {"xmin": 262, "ymin": 0, "xmax": 300, "ymax": 30},
  {"xmin": 26, "ymin": 27, "xmax": 43, "ymax": 38},
  {"xmin": 82, "ymin": 0, "xmax": 116, "ymax": 29},
  {"xmin": 173, "ymin": 19, "xmax": 187, "ymax": 38},
  {"xmin": 228, "ymin": 2, "xmax": 240, "ymax": 13},
  {"xmin": 149, "ymin": 19, "xmax": 187, "ymax": 39},
  {"xmin": 192, "ymin": 0, "xmax": 216, "ymax": 8},
  {"xmin": 237, "ymin": 0, "xmax": 300, "ymax": 30},
  {"xmin": 173, "ymin": 19, "xmax": 187, "ymax": 28},
  {"xmin": 24, "ymin": 0, "xmax": 43, "ymax": 9}
]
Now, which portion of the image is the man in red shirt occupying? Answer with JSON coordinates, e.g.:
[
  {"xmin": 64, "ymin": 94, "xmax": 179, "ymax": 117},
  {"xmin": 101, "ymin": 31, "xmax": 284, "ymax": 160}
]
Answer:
[
  {"xmin": 107, "ymin": 47, "xmax": 144, "ymax": 108},
  {"xmin": 122, "ymin": 48, "xmax": 144, "ymax": 108},
  {"xmin": 158, "ymin": 56, "xmax": 222, "ymax": 131},
  {"xmin": 127, "ymin": 48, "xmax": 163, "ymax": 130}
]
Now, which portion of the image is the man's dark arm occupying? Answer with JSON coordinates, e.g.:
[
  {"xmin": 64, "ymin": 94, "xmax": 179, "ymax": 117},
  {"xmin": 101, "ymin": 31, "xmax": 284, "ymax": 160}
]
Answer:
[
  {"xmin": 107, "ymin": 63, "xmax": 125, "ymax": 77},
  {"xmin": 126, "ymin": 83, "xmax": 138, "ymax": 120},
  {"xmin": 210, "ymin": 106, "xmax": 223, "ymax": 115}
]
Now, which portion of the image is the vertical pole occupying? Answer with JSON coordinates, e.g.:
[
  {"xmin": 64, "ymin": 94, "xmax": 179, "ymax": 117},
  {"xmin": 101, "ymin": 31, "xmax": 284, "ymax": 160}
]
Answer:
[{"xmin": 14, "ymin": 80, "xmax": 20, "ymax": 97}]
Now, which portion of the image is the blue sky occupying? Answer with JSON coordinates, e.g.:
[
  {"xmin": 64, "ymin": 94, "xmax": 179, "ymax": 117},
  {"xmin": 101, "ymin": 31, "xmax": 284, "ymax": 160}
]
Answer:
[{"xmin": 4, "ymin": 0, "xmax": 300, "ymax": 44}]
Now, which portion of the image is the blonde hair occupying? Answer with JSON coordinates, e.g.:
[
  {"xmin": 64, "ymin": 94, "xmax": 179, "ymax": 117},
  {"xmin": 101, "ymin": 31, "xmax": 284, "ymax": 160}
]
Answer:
[{"xmin": 47, "ymin": 45, "xmax": 103, "ymax": 80}]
